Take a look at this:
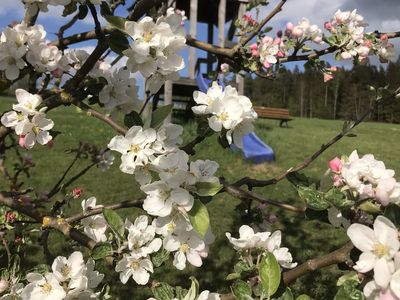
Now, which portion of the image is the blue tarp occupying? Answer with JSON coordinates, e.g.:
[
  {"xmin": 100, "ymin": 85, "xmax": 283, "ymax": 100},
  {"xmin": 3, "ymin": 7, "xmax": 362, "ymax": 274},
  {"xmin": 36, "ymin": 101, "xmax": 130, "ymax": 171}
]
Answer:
[{"xmin": 196, "ymin": 74, "xmax": 275, "ymax": 163}]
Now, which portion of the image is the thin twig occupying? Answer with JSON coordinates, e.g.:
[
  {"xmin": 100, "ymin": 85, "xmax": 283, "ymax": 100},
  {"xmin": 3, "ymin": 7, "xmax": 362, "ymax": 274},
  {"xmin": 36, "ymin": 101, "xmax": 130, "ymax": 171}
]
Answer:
[
  {"xmin": 57, "ymin": 12, "xmax": 81, "ymax": 50},
  {"xmin": 139, "ymin": 93, "xmax": 154, "ymax": 115},
  {"xmin": 66, "ymin": 199, "xmax": 143, "ymax": 223}
]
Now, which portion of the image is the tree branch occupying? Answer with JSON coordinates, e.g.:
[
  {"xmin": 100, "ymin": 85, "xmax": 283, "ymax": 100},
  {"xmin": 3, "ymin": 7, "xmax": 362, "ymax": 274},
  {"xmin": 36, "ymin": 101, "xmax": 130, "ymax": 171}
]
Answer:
[
  {"xmin": 235, "ymin": 0, "xmax": 287, "ymax": 51},
  {"xmin": 66, "ymin": 199, "xmax": 143, "ymax": 223},
  {"xmin": 282, "ymin": 241, "xmax": 354, "ymax": 284}
]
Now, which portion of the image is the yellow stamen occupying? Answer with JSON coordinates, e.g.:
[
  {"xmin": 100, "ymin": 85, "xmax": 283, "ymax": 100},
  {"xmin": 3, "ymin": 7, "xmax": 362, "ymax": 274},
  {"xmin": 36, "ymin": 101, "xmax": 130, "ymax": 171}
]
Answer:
[
  {"xmin": 41, "ymin": 282, "xmax": 52, "ymax": 294},
  {"xmin": 218, "ymin": 112, "xmax": 229, "ymax": 122},
  {"xmin": 131, "ymin": 260, "xmax": 140, "ymax": 270},
  {"xmin": 180, "ymin": 243, "xmax": 189, "ymax": 253},
  {"xmin": 374, "ymin": 243, "xmax": 388, "ymax": 258}
]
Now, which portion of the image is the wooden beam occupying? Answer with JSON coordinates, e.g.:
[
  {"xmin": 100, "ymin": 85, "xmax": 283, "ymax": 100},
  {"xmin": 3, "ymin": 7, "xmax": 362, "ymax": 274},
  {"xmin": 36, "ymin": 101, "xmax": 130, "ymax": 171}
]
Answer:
[
  {"xmin": 189, "ymin": 0, "xmax": 198, "ymax": 79},
  {"xmin": 236, "ymin": 0, "xmax": 247, "ymax": 95}
]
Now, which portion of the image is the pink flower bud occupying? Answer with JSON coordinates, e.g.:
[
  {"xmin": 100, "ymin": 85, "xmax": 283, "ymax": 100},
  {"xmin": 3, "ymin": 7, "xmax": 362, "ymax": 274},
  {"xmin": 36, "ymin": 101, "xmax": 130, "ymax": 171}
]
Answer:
[
  {"xmin": 47, "ymin": 140, "xmax": 54, "ymax": 149},
  {"xmin": 14, "ymin": 235, "xmax": 22, "ymax": 245},
  {"xmin": 341, "ymin": 52, "xmax": 353, "ymax": 60},
  {"xmin": 329, "ymin": 157, "xmax": 341, "ymax": 173},
  {"xmin": 0, "ymin": 280, "xmax": 8, "ymax": 293},
  {"xmin": 363, "ymin": 40, "xmax": 372, "ymax": 48},
  {"xmin": 277, "ymin": 51, "xmax": 285, "ymax": 58},
  {"xmin": 286, "ymin": 22, "xmax": 294, "ymax": 32},
  {"xmin": 5, "ymin": 211, "xmax": 16, "ymax": 223},
  {"xmin": 333, "ymin": 174, "xmax": 343, "ymax": 187},
  {"xmin": 330, "ymin": 66, "xmax": 338, "ymax": 72},
  {"xmin": 269, "ymin": 214, "xmax": 277, "ymax": 224},
  {"xmin": 19, "ymin": 135, "xmax": 27, "ymax": 149},
  {"xmin": 72, "ymin": 188, "xmax": 84, "ymax": 199},
  {"xmin": 380, "ymin": 34, "xmax": 389, "ymax": 41},
  {"xmin": 324, "ymin": 73, "xmax": 334, "ymax": 83},
  {"xmin": 220, "ymin": 63, "xmax": 229, "ymax": 73},
  {"xmin": 250, "ymin": 43, "xmax": 258, "ymax": 50},
  {"xmin": 324, "ymin": 21, "xmax": 333, "ymax": 31},
  {"xmin": 263, "ymin": 61, "xmax": 271, "ymax": 69}
]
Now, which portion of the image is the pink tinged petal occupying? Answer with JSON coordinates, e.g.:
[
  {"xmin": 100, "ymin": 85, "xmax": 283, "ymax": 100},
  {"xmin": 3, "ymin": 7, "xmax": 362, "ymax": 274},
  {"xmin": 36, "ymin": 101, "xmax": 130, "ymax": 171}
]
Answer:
[
  {"xmin": 390, "ymin": 270, "xmax": 400, "ymax": 298},
  {"xmin": 187, "ymin": 249, "xmax": 203, "ymax": 267},
  {"xmin": 173, "ymin": 251, "xmax": 187, "ymax": 270},
  {"xmin": 347, "ymin": 223, "xmax": 375, "ymax": 252},
  {"xmin": 24, "ymin": 132, "xmax": 36, "ymax": 149},
  {"xmin": 374, "ymin": 258, "xmax": 393, "ymax": 289},
  {"xmin": 354, "ymin": 251, "xmax": 376, "ymax": 273}
]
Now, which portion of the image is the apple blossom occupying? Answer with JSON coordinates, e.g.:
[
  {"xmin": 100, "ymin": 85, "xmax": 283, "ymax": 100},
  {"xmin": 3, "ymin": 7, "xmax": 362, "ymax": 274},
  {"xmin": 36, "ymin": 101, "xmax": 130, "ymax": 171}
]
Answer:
[
  {"xmin": 164, "ymin": 230, "xmax": 206, "ymax": 270},
  {"xmin": 347, "ymin": 216, "xmax": 400, "ymax": 288},
  {"xmin": 115, "ymin": 254, "xmax": 153, "ymax": 285},
  {"xmin": 21, "ymin": 273, "xmax": 66, "ymax": 300}
]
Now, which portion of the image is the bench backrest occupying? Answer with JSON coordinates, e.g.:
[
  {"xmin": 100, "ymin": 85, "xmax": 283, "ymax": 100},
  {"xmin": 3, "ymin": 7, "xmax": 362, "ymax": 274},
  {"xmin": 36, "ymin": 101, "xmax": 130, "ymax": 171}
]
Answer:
[{"xmin": 254, "ymin": 106, "xmax": 291, "ymax": 117}]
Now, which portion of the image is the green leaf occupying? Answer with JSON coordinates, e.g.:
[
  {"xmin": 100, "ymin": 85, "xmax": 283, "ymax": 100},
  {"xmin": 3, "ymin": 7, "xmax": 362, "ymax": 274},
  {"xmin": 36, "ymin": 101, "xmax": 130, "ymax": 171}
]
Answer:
[
  {"xmin": 297, "ymin": 185, "xmax": 329, "ymax": 211},
  {"xmin": 152, "ymin": 248, "xmax": 170, "ymax": 268},
  {"xmin": 102, "ymin": 208, "xmax": 125, "ymax": 239},
  {"xmin": 77, "ymin": 4, "xmax": 88, "ymax": 20},
  {"xmin": 9, "ymin": 255, "xmax": 20, "ymax": 274},
  {"xmin": 28, "ymin": 264, "xmax": 49, "ymax": 274},
  {"xmin": 259, "ymin": 252, "xmax": 281, "ymax": 297},
  {"xmin": 100, "ymin": 1, "xmax": 111, "ymax": 16},
  {"xmin": 151, "ymin": 282, "xmax": 175, "ymax": 300},
  {"xmin": 226, "ymin": 273, "xmax": 241, "ymax": 281},
  {"xmin": 286, "ymin": 172, "xmax": 313, "ymax": 187},
  {"xmin": 195, "ymin": 181, "xmax": 223, "ymax": 197},
  {"xmin": 384, "ymin": 203, "xmax": 400, "ymax": 228},
  {"xmin": 188, "ymin": 199, "xmax": 210, "ymax": 238},
  {"xmin": 296, "ymin": 295, "xmax": 311, "ymax": 300},
  {"xmin": 358, "ymin": 200, "xmax": 381, "ymax": 214},
  {"xmin": 104, "ymin": 15, "xmax": 127, "ymax": 32},
  {"xmin": 124, "ymin": 110, "xmax": 143, "ymax": 128},
  {"xmin": 333, "ymin": 280, "xmax": 365, "ymax": 300},
  {"xmin": 231, "ymin": 280, "xmax": 253, "ymax": 300},
  {"xmin": 109, "ymin": 31, "xmax": 130, "ymax": 55},
  {"xmin": 337, "ymin": 271, "xmax": 361, "ymax": 286},
  {"xmin": 234, "ymin": 261, "xmax": 253, "ymax": 274},
  {"xmin": 277, "ymin": 288, "xmax": 294, "ymax": 300},
  {"xmin": 91, "ymin": 242, "xmax": 113, "ymax": 260},
  {"xmin": 183, "ymin": 277, "xmax": 199, "ymax": 300},
  {"xmin": 62, "ymin": 1, "xmax": 77, "ymax": 16},
  {"xmin": 325, "ymin": 188, "xmax": 354, "ymax": 209},
  {"xmin": 151, "ymin": 105, "xmax": 173, "ymax": 128}
]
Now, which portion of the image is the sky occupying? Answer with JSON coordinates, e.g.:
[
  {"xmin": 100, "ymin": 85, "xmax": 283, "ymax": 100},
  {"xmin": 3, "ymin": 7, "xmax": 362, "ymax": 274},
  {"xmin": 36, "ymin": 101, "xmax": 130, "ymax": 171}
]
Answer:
[{"xmin": 0, "ymin": 0, "xmax": 399, "ymax": 88}]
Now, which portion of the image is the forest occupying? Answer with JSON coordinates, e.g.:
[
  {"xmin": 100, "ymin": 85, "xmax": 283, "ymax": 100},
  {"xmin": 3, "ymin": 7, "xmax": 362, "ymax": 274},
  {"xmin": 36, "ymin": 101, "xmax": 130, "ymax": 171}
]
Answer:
[{"xmin": 244, "ymin": 58, "xmax": 400, "ymax": 123}]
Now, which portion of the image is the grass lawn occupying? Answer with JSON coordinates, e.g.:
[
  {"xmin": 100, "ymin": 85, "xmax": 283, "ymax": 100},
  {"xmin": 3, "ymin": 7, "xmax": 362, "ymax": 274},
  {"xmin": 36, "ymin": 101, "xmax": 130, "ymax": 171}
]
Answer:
[{"xmin": 1, "ymin": 94, "xmax": 400, "ymax": 299}]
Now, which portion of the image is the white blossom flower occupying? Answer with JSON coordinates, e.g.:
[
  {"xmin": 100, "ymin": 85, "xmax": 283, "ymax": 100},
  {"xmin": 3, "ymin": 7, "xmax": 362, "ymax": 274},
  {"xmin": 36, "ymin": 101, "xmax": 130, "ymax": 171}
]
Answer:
[
  {"xmin": 187, "ymin": 159, "xmax": 219, "ymax": 185},
  {"xmin": 141, "ymin": 181, "xmax": 194, "ymax": 217},
  {"xmin": 347, "ymin": 216, "xmax": 400, "ymax": 288},
  {"xmin": 97, "ymin": 150, "xmax": 114, "ymax": 171},
  {"xmin": 151, "ymin": 150, "xmax": 189, "ymax": 187},
  {"xmin": 1, "ymin": 111, "xmax": 29, "ymax": 134},
  {"xmin": 155, "ymin": 212, "xmax": 193, "ymax": 237},
  {"xmin": 198, "ymin": 291, "xmax": 220, "ymax": 300},
  {"xmin": 26, "ymin": 43, "xmax": 63, "ymax": 73},
  {"xmin": 81, "ymin": 215, "xmax": 107, "ymax": 243},
  {"xmin": 21, "ymin": 273, "xmax": 66, "ymax": 300},
  {"xmin": 108, "ymin": 126, "xmax": 157, "ymax": 174},
  {"xmin": 115, "ymin": 254, "xmax": 153, "ymax": 285},
  {"xmin": 264, "ymin": 230, "xmax": 297, "ymax": 269},
  {"xmin": 52, "ymin": 251, "xmax": 85, "ymax": 283},
  {"xmin": 20, "ymin": 113, "xmax": 54, "ymax": 149},
  {"xmin": 156, "ymin": 123, "xmax": 183, "ymax": 152},
  {"xmin": 164, "ymin": 230, "xmax": 206, "ymax": 270},
  {"xmin": 125, "ymin": 215, "xmax": 162, "ymax": 257},
  {"xmin": 225, "ymin": 225, "xmax": 270, "ymax": 250},
  {"xmin": 192, "ymin": 81, "xmax": 224, "ymax": 115},
  {"xmin": 13, "ymin": 89, "xmax": 42, "ymax": 115}
]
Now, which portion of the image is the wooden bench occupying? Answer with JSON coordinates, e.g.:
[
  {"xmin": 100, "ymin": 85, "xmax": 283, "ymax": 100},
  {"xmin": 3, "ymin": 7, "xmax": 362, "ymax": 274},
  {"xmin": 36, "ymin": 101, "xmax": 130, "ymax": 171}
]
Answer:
[{"xmin": 253, "ymin": 106, "xmax": 294, "ymax": 127}]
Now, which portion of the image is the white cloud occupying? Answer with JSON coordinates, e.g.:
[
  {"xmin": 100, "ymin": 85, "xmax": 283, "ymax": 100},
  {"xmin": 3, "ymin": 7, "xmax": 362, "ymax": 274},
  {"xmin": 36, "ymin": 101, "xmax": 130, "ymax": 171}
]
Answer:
[{"xmin": 0, "ymin": 0, "xmax": 24, "ymax": 19}]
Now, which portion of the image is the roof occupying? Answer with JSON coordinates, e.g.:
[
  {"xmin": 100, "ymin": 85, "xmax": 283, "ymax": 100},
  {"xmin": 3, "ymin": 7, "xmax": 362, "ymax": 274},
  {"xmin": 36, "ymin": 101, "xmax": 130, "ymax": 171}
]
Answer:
[{"xmin": 175, "ymin": 0, "xmax": 242, "ymax": 25}]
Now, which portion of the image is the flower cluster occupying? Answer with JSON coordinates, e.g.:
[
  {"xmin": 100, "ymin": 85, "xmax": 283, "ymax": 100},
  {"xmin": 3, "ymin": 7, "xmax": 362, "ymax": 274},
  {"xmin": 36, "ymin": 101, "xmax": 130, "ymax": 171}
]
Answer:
[
  {"xmin": 115, "ymin": 215, "xmax": 161, "ymax": 285},
  {"xmin": 329, "ymin": 150, "xmax": 400, "ymax": 206},
  {"xmin": 1, "ymin": 89, "xmax": 54, "ymax": 149},
  {"xmin": 148, "ymin": 290, "xmax": 220, "ymax": 300},
  {"xmin": 0, "ymin": 22, "xmax": 65, "ymax": 80},
  {"xmin": 123, "ymin": 10, "xmax": 186, "ymax": 93},
  {"xmin": 192, "ymin": 82, "xmax": 257, "ymax": 148},
  {"xmin": 246, "ymin": 9, "xmax": 395, "ymax": 74},
  {"xmin": 226, "ymin": 225, "xmax": 297, "ymax": 269},
  {"xmin": 80, "ymin": 197, "xmax": 107, "ymax": 242},
  {"xmin": 1, "ymin": 251, "xmax": 104, "ymax": 300},
  {"xmin": 347, "ymin": 216, "xmax": 400, "ymax": 299},
  {"xmin": 108, "ymin": 123, "xmax": 219, "ymax": 271}
]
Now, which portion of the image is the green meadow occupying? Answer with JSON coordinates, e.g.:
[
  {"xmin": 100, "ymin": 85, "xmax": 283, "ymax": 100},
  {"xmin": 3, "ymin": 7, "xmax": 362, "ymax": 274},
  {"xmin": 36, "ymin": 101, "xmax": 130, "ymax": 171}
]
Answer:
[{"xmin": 1, "ymin": 95, "xmax": 400, "ymax": 299}]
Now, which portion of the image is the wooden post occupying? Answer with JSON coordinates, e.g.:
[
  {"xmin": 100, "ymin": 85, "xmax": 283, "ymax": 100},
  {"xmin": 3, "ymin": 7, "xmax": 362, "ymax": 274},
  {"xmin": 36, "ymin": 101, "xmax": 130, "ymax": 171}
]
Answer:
[
  {"xmin": 189, "ymin": 0, "xmax": 198, "ymax": 79},
  {"xmin": 163, "ymin": 80, "xmax": 173, "ymax": 123},
  {"xmin": 218, "ymin": 0, "xmax": 226, "ymax": 48}
]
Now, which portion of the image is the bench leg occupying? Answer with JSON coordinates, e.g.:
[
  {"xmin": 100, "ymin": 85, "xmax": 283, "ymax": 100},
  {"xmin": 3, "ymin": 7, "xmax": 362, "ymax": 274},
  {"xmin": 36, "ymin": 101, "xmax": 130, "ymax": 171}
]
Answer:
[{"xmin": 279, "ymin": 120, "xmax": 289, "ymax": 128}]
